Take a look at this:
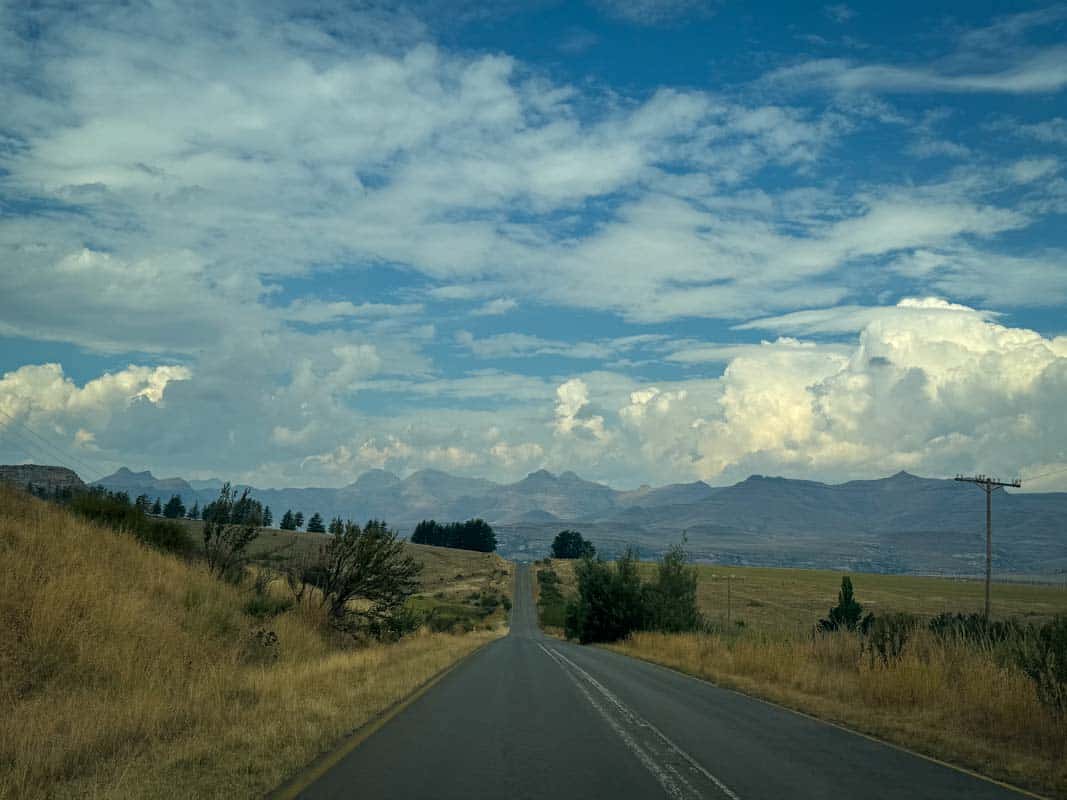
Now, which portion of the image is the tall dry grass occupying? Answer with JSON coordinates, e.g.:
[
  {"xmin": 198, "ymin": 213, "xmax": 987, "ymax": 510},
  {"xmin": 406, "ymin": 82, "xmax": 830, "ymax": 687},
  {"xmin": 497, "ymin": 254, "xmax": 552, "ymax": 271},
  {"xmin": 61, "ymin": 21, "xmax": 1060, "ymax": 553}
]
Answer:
[
  {"xmin": 609, "ymin": 629, "xmax": 1067, "ymax": 797},
  {"xmin": 0, "ymin": 487, "xmax": 502, "ymax": 800}
]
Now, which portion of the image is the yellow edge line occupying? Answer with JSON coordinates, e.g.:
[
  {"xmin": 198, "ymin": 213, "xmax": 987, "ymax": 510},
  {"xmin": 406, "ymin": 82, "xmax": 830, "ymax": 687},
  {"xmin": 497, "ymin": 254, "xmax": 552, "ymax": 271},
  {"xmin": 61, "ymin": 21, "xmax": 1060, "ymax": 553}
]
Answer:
[
  {"xmin": 269, "ymin": 634, "xmax": 502, "ymax": 800},
  {"xmin": 600, "ymin": 645, "xmax": 1050, "ymax": 800}
]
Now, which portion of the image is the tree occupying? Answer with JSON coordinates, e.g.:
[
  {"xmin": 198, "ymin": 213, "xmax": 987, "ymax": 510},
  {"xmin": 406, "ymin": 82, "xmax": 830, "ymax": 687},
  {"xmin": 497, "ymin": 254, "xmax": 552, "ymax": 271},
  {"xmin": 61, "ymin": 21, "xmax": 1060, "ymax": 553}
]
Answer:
[
  {"xmin": 263, "ymin": 506, "xmax": 273, "ymax": 527},
  {"xmin": 280, "ymin": 509, "xmax": 295, "ymax": 531},
  {"xmin": 151, "ymin": 497, "xmax": 162, "ymax": 516},
  {"xmin": 645, "ymin": 543, "xmax": 701, "ymax": 633},
  {"xmin": 306, "ymin": 512, "xmax": 326, "ymax": 533},
  {"xmin": 202, "ymin": 483, "xmax": 260, "ymax": 581},
  {"xmin": 328, "ymin": 516, "xmax": 344, "ymax": 535},
  {"xmin": 564, "ymin": 548, "xmax": 646, "ymax": 644},
  {"xmin": 160, "ymin": 494, "xmax": 183, "ymax": 520},
  {"xmin": 410, "ymin": 518, "xmax": 496, "ymax": 552},
  {"xmin": 187, "ymin": 501, "xmax": 200, "ymax": 520},
  {"xmin": 819, "ymin": 576, "xmax": 869, "ymax": 632},
  {"xmin": 308, "ymin": 519, "xmax": 422, "ymax": 633},
  {"xmin": 134, "ymin": 494, "xmax": 150, "ymax": 513},
  {"xmin": 294, "ymin": 511, "xmax": 305, "ymax": 530},
  {"xmin": 551, "ymin": 529, "xmax": 595, "ymax": 559}
]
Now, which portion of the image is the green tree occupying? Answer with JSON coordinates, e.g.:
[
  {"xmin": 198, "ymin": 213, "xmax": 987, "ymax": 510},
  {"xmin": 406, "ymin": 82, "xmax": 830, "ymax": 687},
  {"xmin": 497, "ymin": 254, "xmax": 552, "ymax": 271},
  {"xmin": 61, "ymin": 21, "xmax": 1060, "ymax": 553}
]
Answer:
[
  {"xmin": 328, "ymin": 516, "xmax": 344, "ymax": 535},
  {"xmin": 294, "ymin": 511, "xmax": 305, "ymax": 530},
  {"xmin": 280, "ymin": 509, "xmax": 295, "ymax": 530},
  {"xmin": 151, "ymin": 497, "xmax": 162, "ymax": 515},
  {"xmin": 645, "ymin": 543, "xmax": 701, "ymax": 633},
  {"xmin": 819, "ymin": 576, "xmax": 868, "ymax": 632},
  {"xmin": 262, "ymin": 505, "xmax": 273, "ymax": 527},
  {"xmin": 134, "ymin": 494, "xmax": 150, "ymax": 513},
  {"xmin": 410, "ymin": 518, "xmax": 495, "ymax": 552},
  {"xmin": 565, "ymin": 548, "xmax": 646, "ymax": 644},
  {"xmin": 187, "ymin": 501, "xmax": 200, "ymax": 520},
  {"xmin": 551, "ymin": 529, "xmax": 595, "ymax": 559},
  {"xmin": 162, "ymin": 495, "xmax": 185, "ymax": 518},
  {"xmin": 306, "ymin": 512, "xmax": 326, "ymax": 533}
]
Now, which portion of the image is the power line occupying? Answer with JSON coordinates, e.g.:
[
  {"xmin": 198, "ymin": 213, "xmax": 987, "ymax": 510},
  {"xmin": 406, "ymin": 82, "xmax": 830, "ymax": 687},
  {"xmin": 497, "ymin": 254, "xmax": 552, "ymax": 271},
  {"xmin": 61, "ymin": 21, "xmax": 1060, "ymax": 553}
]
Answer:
[
  {"xmin": 0, "ymin": 407, "xmax": 105, "ymax": 483},
  {"xmin": 954, "ymin": 474, "xmax": 1021, "ymax": 619},
  {"xmin": 1019, "ymin": 465, "xmax": 1067, "ymax": 485}
]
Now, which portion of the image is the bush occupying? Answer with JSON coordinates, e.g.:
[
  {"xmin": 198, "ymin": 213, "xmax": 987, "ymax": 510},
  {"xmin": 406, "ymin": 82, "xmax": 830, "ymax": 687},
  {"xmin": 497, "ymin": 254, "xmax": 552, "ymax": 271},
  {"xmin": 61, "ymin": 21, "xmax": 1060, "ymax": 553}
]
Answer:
[
  {"xmin": 862, "ymin": 612, "xmax": 921, "ymax": 666},
  {"xmin": 1014, "ymin": 617, "xmax": 1067, "ymax": 716}
]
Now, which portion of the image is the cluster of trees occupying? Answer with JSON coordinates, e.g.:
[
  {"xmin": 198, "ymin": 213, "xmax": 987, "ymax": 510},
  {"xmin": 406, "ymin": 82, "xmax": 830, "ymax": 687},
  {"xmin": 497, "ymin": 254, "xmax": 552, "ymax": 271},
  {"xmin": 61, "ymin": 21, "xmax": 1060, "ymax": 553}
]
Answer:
[
  {"xmin": 550, "ymin": 529, "xmax": 596, "ymax": 559},
  {"xmin": 564, "ymin": 544, "xmax": 702, "ymax": 643},
  {"xmin": 69, "ymin": 488, "xmax": 193, "ymax": 555},
  {"xmin": 410, "ymin": 518, "xmax": 496, "ymax": 552}
]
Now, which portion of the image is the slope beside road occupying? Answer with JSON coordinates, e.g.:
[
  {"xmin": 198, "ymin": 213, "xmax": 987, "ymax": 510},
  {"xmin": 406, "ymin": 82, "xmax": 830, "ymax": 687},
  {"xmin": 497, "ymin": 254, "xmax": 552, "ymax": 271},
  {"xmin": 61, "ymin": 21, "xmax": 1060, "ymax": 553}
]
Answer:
[{"xmin": 288, "ymin": 565, "xmax": 1037, "ymax": 800}]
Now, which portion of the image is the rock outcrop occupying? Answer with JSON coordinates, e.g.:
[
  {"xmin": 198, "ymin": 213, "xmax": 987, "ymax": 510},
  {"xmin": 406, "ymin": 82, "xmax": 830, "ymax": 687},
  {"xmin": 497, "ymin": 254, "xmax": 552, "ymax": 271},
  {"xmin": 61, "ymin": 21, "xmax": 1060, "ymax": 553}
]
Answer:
[{"xmin": 0, "ymin": 464, "xmax": 86, "ymax": 494}]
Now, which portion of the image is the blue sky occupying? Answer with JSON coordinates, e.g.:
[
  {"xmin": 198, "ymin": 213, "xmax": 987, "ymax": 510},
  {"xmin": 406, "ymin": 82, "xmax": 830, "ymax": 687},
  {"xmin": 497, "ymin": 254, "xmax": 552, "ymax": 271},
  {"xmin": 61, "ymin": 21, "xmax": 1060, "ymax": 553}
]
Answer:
[{"xmin": 1, "ymin": 0, "xmax": 1066, "ymax": 490}]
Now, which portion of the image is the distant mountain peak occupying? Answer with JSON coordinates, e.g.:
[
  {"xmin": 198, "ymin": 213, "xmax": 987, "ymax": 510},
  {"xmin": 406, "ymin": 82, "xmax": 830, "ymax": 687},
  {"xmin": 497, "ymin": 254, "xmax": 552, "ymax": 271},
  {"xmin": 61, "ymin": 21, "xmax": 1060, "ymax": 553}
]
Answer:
[
  {"xmin": 113, "ymin": 466, "xmax": 154, "ymax": 478},
  {"xmin": 349, "ymin": 468, "xmax": 401, "ymax": 490}
]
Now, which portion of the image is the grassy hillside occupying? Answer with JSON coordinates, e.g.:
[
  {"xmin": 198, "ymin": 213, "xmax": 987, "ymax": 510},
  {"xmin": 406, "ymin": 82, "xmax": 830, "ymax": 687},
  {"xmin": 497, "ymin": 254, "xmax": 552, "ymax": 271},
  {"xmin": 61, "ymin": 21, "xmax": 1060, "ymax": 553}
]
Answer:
[
  {"xmin": 539, "ymin": 559, "xmax": 1067, "ymax": 797},
  {"xmin": 0, "ymin": 487, "xmax": 506, "ymax": 800}
]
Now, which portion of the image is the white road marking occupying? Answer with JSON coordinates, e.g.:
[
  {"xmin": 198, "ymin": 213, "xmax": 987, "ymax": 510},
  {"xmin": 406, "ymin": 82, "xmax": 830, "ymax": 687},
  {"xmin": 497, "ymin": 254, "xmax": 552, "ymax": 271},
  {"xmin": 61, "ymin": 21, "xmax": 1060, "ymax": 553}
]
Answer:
[{"xmin": 539, "ymin": 643, "xmax": 741, "ymax": 800}]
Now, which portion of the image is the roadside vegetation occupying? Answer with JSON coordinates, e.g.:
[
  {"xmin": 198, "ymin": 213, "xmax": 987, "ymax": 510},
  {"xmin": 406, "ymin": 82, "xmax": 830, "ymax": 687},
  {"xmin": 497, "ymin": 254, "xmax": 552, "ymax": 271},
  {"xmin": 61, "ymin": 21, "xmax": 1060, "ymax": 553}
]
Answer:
[
  {"xmin": 537, "ymin": 555, "xmax": 1067, "ymax": 796},
  {"xmin": 0, "ymin": 485, "xmax": 507, "ymax": 800}
]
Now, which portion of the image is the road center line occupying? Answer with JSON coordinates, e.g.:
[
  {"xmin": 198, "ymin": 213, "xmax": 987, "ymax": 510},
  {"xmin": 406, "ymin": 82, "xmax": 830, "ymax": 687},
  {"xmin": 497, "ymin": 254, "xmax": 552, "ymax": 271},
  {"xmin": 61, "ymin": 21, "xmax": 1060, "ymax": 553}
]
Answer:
[{"xmin": 539, "ymin": 643, "xmax": 740, "ymax": 800}]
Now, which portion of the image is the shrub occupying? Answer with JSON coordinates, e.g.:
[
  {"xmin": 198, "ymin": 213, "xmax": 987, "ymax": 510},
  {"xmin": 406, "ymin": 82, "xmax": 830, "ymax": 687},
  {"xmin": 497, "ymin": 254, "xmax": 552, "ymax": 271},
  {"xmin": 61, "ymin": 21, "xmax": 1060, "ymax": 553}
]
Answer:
[
  {"xmin": 1014, "ymin": 617, "xmax": 1067, "ymax": 716},
  {"xmin": 862, "ymin": 612, "xmax": 921, "ymax": 666}
]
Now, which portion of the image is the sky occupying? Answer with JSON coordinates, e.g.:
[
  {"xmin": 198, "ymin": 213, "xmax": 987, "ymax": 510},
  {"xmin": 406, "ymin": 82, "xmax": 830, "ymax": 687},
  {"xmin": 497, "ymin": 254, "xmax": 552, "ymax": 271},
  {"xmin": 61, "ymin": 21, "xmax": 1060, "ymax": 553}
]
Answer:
[{"xmin": 1, "ymin": 0, "xmax": 1066, "ymax": 491}]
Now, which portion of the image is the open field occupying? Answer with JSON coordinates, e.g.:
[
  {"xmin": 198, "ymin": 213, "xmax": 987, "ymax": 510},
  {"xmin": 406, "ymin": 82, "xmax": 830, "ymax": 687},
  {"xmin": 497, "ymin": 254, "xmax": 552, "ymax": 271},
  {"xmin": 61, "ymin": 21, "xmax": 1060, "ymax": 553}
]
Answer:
[
  {"xmin": 543, "ymin": 558, "xmax": 1067, "ymax": 632},
  {"xmin": 0, "ymin": 488, "xmax": 505, "ymax": 800},
  {"xmin": 538, "ymin": 558, "xmax": 1067, "ymax": 797}
]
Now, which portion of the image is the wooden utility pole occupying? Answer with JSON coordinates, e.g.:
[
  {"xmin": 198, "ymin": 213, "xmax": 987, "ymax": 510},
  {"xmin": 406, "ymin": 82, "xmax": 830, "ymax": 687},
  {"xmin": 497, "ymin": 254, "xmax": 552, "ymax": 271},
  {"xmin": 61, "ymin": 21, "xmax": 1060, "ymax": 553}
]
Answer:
[{"xmin": 954, "ymin": 474, "xmax": 1021, "ymax": 618}]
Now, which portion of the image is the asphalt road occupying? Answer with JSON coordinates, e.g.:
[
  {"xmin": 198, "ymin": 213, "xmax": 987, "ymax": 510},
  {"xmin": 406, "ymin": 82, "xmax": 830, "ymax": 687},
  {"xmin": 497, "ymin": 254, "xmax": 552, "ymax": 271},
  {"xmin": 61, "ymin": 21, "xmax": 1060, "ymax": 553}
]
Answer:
[{"xmin": 294, "ymin": 565, "xmax": 1031, "ymax": 800}]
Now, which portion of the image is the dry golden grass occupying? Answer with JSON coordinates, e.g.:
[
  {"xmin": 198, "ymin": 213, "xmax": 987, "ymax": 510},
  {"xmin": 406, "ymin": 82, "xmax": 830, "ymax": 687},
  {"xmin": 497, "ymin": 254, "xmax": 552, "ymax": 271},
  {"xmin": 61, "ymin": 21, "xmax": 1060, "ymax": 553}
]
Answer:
[
  {"xmin": 681, "ymin": 564, "xmax": 1067, "ymax": 635},
  {"xmin": 0, "ymin": 487, "xmax": 504, "ymax": 800},
  {"xmin": 609, "ymin": 629, "xmax": 1067, "ymax": 797}
]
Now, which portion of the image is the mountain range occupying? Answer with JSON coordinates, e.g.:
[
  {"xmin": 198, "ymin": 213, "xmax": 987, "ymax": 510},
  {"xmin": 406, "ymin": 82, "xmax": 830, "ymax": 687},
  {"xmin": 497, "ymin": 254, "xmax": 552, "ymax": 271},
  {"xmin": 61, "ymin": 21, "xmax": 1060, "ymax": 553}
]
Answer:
[{"xmin": 91, "ymin": 466, "xmax": 1067, "ymax": 576}]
